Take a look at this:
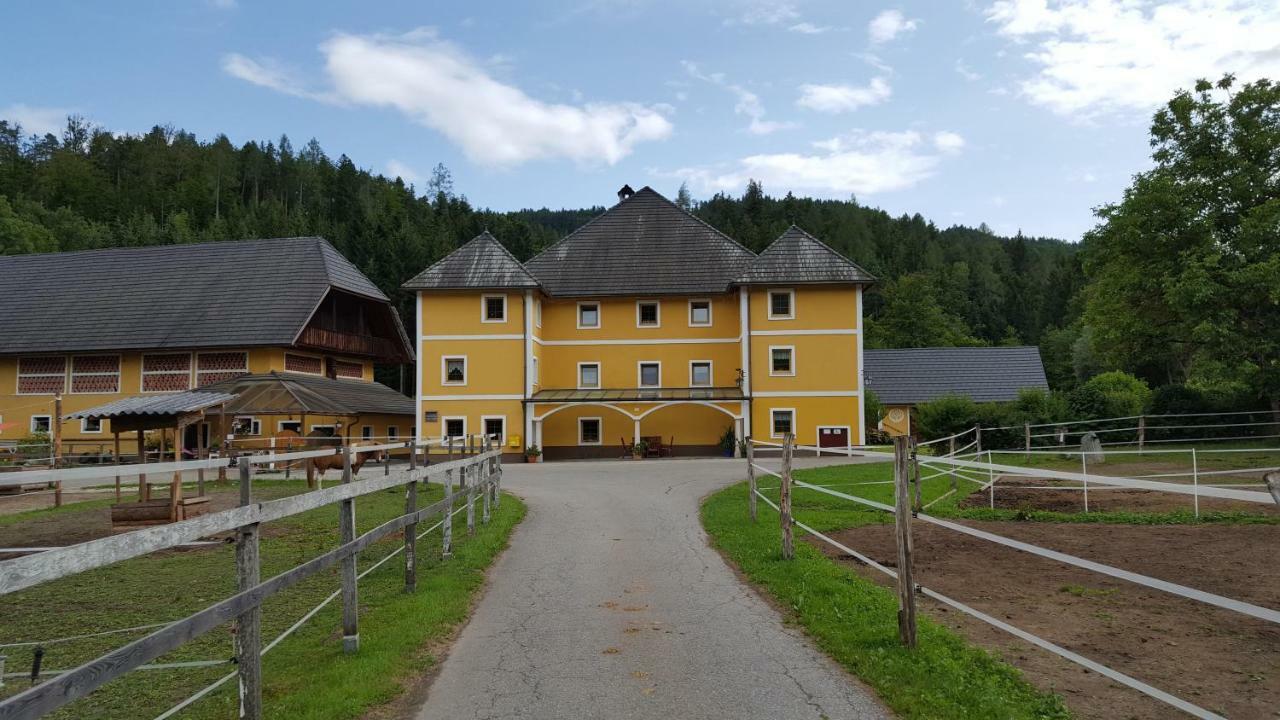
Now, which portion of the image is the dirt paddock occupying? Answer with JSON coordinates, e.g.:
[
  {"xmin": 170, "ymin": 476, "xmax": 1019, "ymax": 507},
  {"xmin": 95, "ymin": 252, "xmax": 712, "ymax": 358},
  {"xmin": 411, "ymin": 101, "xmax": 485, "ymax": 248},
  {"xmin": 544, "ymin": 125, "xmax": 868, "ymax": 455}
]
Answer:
[
  {"xmin": 816, "ymin": 521, "xmax": 1280, "ymax": 720},
  {"xmin": 959, "ymin": 475, "xmax": 1280, "ymax": 515}
]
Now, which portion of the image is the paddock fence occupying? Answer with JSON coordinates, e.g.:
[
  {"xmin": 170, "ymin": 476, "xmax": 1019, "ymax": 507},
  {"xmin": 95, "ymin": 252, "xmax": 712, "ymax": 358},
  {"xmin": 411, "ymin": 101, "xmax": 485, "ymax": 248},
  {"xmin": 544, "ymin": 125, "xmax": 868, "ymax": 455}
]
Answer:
[
  {"xmin": 742, "ymin": 436, "xmax": 1280, "ymax": 720},
  {"xmin": 0, "ymin": 435, "xmax": 505, "ymax": 720}
]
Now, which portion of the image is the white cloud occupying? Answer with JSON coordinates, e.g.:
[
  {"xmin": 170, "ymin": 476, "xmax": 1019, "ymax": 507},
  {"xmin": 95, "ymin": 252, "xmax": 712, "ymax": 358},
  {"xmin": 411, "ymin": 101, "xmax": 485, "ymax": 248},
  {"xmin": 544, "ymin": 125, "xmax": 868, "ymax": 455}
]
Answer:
[
  {"xmin": 385, "ymin": 159, "xmax": 421, "ymax": 185},
  {"xmin": 955, "ymin": 60, "xmax": 982, "ymax": 82},
  {"xmin": 868, "ymin": 10, "xmax": 918, "ymax": 44},
  {"xmin": 222, "ymin": 54, "xmax": 333, "ymax": 101},
  {"xmin": 683, "ymin": 61, "xmax": 796, "ymax": 135},
  {"xmin": 0, "ymin": 104, "xmax": 71, "ymax": 137},
  {"xmin": 933, "ymin": 131, "xmax": 965, "ymax": 153},
  {"xmin": 789, "ymin": 22, "xmax": 833, "ymax": 34},
  {"xmin": 796, "ymin": 78, "xmax": 891, "ymax": 113},
  {"xmin": 673, "ymin": 128, "xmax": 964, "ymax": 196},
  {"xmin": 208, "ymin": 0, "xmax": 237, "ymax": 9},
  {"xmin": 731, "ymin": 3, "xmax": 800, "ymax": 26},
  {"xmin": 985, "ymin": 0, "xmax": 1280, "ymax": 117},
  {"xmin": 226, "ymin": 30, "xmax": 672, "ymax": 167}
]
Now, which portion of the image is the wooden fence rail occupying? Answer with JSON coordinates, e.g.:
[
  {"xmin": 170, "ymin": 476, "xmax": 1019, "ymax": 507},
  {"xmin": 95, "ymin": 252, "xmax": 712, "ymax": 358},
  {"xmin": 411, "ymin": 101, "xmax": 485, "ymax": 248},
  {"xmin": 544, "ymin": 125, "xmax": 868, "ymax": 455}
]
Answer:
[{"xmin": 0, "ymin": 438, "xmax": 502, "ymax": 720}]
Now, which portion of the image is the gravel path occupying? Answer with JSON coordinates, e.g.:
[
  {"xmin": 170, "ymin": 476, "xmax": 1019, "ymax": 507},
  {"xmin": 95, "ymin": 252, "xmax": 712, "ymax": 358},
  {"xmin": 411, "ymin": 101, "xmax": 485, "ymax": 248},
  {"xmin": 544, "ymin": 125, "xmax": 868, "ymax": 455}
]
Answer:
[{"xmin": 415, "ymin": 457, "xmax": 889, "ymax": 720}]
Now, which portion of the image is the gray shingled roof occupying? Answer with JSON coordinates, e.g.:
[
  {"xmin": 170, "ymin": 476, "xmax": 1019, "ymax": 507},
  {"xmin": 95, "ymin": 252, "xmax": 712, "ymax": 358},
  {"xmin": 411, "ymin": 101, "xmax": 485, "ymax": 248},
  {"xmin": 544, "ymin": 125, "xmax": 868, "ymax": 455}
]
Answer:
[
  {"xmin": 402, "ymin": 231, "xmax": 539, "ymax": 290},
  {"xmin": 64, "ymin": 391, "xmax": 238, "ymax": 419},
  {"xmin": 738, "ymin": 226, "xmax": 875, "ymax": 285},
  {"xmin": 0, "ymin": 237, "xmax": 393, "ymax": 355},
  {"xmin": 206, "ymin": 372, "xmax": 414, "ymax": 416},
  {"xmin": 523, "ymin": 187, "xmax": 756, "ymax": 296},
  {"xmin": 864, "ymin": 346, "xmax": 1048, "ymax": 406}
]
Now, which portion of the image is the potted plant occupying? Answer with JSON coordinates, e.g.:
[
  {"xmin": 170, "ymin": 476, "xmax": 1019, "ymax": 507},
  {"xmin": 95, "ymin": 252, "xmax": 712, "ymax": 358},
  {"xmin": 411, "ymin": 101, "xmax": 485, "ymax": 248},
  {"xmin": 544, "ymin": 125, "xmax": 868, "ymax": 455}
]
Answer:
[
  {"xmin": 718, "ymin": 427, "xmax": 737, "ymax": 457},
  {"xmin": 631, "ymin": 440, "xmax": 648, "ymax": 459},
  {"xmin": 524, "ymin": 445, "xmax": 542, "ymax": 463}
]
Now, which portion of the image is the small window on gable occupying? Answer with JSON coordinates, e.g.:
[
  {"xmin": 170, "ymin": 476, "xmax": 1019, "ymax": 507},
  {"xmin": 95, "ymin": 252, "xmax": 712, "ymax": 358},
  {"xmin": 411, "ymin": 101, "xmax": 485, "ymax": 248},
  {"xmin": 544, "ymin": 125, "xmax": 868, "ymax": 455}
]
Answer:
[
  {"xmin": 637, "ymin": 301, "xmax": 659, "ymax": 327},
  {"xmin": 82, "ymin": 417, "xmax": 103, "ymax": 434},
  {"xmin": 770, "ymin": 347, "xmax": 794, "ymax": 375},
  {"xmin": 768, "ymin": 289, "xmax": 794, "ymax": 320},
  {"xmin": 690, "ymin": 361, "xmax": 712, "ymax": 387},
  {"xmin": 30, "ymin": 415, "xmax": 52, "ymax": 434},
  {"xmin": 578, "ymin": 302, "xmax": 600, "ymax": 329},
  {"xmin": 483, "ymin": 295, "xmax": 506, "ymax": 322},
  {"xmin": 443, "ymin": 356, "xmax": 467, "ymax": 385},
  {"xmin": 579, "ymin": 363, "xmax": 600, "ymax": 389},
  {"xmin": 689, "ymin": 300, "xmax": 712, "ymax": 326},
  {"xmin": 771, "ymin": 409, "xmax": 795, "ymax": 438},
  {"xmin": 638, "ymin": 362, "xmax": 660, "ymax": 388}
]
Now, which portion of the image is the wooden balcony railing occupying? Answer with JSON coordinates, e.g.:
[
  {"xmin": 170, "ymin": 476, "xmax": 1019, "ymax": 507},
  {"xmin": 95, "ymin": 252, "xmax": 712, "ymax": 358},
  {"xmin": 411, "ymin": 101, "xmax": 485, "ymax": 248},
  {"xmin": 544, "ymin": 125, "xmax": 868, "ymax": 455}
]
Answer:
[{"xmin": 296, "ymin": 327, "xmax": 399, "ymax": 360}]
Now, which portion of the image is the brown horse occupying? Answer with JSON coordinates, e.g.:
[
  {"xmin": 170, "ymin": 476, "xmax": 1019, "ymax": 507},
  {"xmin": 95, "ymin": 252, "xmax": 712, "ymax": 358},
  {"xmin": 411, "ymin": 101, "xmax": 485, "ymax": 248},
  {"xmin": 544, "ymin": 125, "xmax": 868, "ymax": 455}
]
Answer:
[{"xmin": 305, "ymin": 430, "xmax": 384, "ymax": 482}]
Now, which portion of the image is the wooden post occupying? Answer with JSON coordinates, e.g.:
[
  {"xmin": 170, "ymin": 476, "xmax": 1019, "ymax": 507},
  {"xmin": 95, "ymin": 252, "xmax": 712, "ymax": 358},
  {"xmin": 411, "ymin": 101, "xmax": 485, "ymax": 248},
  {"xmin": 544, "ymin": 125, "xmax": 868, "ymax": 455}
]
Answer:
[
  {"xmin": 137, "ymin": 429, "xmax": 149, "ymax": 501},
  {"xmin": 170, "ymin": 424, "xmax": 184, "ymax": 522},
  {"xmin": 746, "ymin": 440, "xmax": 757, "ymax": 522},
  {"xmin": 1264, "ymin": 471, "xmax": 1280, "ymax": 506},
  {"xmin": 948, "ymin": 435, "xmax": 955, "ymax": 458},
  {"xmin": 466, "ymin": 456, "xmax": 477, "ymax": 535},
  {"xmin": 339, "ymin": 446, "xmax": 359, "ymax": 653},
  {"xmin": 910, "ymin": 438, "xmax": 922, "ymax": 513},
  {"xmin": 442, "ymin": 465, "xmax": 454, "ymax": 558},
  {"xmin": 234, "ymin": 457, "xmax": 262, "ymax": 720},
  {"xmin": 54, "ymin": 481, "xmax": 62, "ymax": 508},
  {"xmin": 974, "ymin": 423, "xmax": 982, "ymax": 454},
  {"xmin": 217, "ymin": 405, "xmax": 228, "ymax": 484},
  {"xmin": 492, "ymin": 446, "xmax": 501, "ymax": 509},
  {"xmin": 52, "ymin": 395, "xmax": 62, "ymax": 469},
  {"xmin": 404, "ymin": 442, "xmax": 417, "ymax": 593},
  {"xmin": 893, "ymin": 435, "xmax": 917, "ymax": 648},
  {"xmin": 481, "ymin": 440, "xmax": 491, "ymax": 525},
  {"xmin": 779, "ymin": 433, "xmax": 794, "ymax": 560},
  {"xmin": 196, "ymin": 421, "xmax": 206, "ymax": 496},
  {"xmin": 1137, "ymin": 415, "xmax": 1146, "ymax": 455},
  {"xmin": 1024, "ymin": 422, "xmax": 1031, "ymax": 460}
]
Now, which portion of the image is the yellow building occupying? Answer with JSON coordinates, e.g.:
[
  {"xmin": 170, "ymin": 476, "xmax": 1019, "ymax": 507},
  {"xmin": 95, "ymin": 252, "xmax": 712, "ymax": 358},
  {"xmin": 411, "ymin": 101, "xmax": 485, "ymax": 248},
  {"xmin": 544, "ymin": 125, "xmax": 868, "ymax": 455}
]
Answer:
[
  {"xmin": 0, "ymin": 237, "xmax": 415, "ymax": 461},
  {"xmin": 405, "ymin": 186, "xmax": 875, "ymax": 460}
]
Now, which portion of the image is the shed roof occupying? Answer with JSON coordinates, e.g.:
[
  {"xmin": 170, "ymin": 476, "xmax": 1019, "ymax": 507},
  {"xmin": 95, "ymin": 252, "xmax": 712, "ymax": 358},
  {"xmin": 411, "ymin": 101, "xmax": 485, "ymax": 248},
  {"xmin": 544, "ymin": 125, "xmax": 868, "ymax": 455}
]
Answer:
[
  {"xmin": 205, "ymin": 372, "xmax": 414, "ymax": 416},
  {"xmin": 64, "ymin": 391, "xmax": 237, "ymax": 420},
  {"xmin": 738, "ymin": 226, "xmax": 875, "ymax": 285},
  {"xmin": 522, "ymin": 186, "xmax": 756, "ymax": 296},
  {"xmin": 864, "ymin": 346, "xmax": 1049, "ymax": 406},
  {"xmin": 0, "ymin": 237, "xmax": 394, "ymax": 355},
  {"xmin": 402, "ymin": 231, "xmax": 539, "ymax": 291}
]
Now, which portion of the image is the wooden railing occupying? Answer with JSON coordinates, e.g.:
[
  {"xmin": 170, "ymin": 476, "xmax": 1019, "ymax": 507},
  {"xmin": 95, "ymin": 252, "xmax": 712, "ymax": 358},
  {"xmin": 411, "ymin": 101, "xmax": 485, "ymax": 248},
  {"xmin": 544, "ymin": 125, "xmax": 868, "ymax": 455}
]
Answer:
[{"xmin": 295, "ymin": 326, "xmax": 399, "ymax": 359}]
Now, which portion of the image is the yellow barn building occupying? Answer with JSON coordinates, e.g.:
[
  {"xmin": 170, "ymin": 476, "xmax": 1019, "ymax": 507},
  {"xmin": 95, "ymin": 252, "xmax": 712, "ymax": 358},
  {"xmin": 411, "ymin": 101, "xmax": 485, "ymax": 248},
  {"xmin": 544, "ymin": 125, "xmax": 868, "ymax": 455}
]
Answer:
[
  {"xmin": 405, "ymin": 186, "xmax": 875, "ymax": 460},
  {"xmin": 0, "ymin": 237, "xmax": 415, "ymax": 461}
]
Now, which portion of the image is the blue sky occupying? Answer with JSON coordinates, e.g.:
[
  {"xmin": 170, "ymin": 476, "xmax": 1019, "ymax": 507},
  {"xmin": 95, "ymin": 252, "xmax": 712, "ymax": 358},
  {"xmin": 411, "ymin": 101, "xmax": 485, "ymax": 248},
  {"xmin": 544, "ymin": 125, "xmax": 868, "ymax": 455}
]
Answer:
[{"xmin": 4, "ymin": 1, "xmax": 1279, "ymax": 241}]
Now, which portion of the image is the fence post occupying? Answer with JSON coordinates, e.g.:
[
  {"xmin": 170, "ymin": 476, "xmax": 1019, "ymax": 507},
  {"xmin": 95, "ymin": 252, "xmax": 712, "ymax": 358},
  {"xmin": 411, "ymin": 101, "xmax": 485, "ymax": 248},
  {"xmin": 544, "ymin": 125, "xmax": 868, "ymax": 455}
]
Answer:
[
  {"xmin": 492, "ymin": 445, "xmax": 501, "ymax": 510},
  {"xmin": 974, "ymin": 423, "xmax": 982, "ymax": 454},
  {"xmin": 52, "ymin": 395, "xmax": 62, "ymax": 470},
  {"xmin": 988, "ymin": 449, "xmax": 996, "ymax": 509},
  {"xmin": 0, "ymin": 655, "xmax": 5, "ymax": 689},
  {"xmin": 404, "ymin": 442, "xmax": 418, "ymax": 594},
  {"xmin": 780, "ymin": 433, "xmax": 794, "ymax": 560},
  {"xmin": 1024, "ymin": 422, "xmax": 1031, "ymax": 460},
  {"xmin": 234, "ymin": 457, "xmax": 262, "ymax": 720},
  {"xmin": 910, "ymin": 438, "xmax": 922, "ymax": 513},
  {"xmin": 1081, "ymin": 451, "xmax": 1089, "ymax": 514},
  {"xmin": 1137, "ymin": 415, "xmax": 1146, "ymax": 455},
  {"xmin": 1191, "ymin": 448, "xmax": 1200, "ymax": 519},
  {"xmin": 948, "ymin": 435, "xmax": 955, "ymax": 458},
  {"xmin": 443, "ymin": 463, "xmax": 454, "ymax": 559},
  {"xmin": 893, "ymin": 435, "xmax": 917, "ymax": 648},
  {"xmin": 1264, "ymin": 471, "xmax": 1280, "ymax": 505},
  {"xmin": 481, "ymin": 440, "xmax": 491, "ymax": 525},
  {"xmin": 339, "ymin": 446, "xmax": 359, "ymax": 653},
  {"xmin": 467, "ymin": 451, "xmax": 478, "ymax": 535},
  {"xmin": 113, "ymin": 432, "xmax": 122, "ymax": 502},
  {"xmin": 746, "ymin": 439, "xmax": 757, "ymax": 522}
]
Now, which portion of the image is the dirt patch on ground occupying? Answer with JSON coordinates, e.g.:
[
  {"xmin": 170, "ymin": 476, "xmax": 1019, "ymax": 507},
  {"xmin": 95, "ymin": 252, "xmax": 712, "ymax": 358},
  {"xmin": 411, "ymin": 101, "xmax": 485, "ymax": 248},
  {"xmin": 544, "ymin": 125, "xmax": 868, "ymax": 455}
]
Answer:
[
  {"xmin": 814, "ymin": 521, "xmax": 1280, "ymax": 720},
  {"xmin": 959, "ymin": 475, "xmax": 1280, "ymax": 515},
  {"xmin": 0, "ymin": 490, "xmax": 111, "ymax": 516}
]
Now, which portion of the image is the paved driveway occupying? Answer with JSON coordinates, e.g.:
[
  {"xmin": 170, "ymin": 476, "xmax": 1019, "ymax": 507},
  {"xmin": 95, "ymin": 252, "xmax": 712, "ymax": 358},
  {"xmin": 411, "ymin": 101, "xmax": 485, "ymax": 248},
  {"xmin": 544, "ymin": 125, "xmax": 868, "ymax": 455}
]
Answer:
[{"xmin": 415, "ymin": 457, "xmax": 889, "ymax": 720}]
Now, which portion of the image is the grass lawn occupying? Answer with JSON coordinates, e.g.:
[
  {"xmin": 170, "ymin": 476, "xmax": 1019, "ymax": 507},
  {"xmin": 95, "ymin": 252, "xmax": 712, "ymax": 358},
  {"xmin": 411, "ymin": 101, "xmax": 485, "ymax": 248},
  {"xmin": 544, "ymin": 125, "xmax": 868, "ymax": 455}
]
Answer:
[{"xmin": 0, "ymin": 477, "xmax": 524, "ymax": 720}]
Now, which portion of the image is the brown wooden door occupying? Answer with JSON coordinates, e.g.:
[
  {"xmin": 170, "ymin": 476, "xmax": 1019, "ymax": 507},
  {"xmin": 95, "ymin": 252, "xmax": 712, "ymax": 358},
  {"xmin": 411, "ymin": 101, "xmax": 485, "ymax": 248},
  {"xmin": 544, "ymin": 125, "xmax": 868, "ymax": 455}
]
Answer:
[{"xmin": 818, "ymin": 427, "xmax": 849, "ymax": 448}]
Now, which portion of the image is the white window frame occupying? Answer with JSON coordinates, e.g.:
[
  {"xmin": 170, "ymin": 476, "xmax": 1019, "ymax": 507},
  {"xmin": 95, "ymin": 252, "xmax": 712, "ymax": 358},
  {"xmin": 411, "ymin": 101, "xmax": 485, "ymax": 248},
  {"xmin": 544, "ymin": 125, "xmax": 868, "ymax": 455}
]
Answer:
[
  {"xmin": 577, "ymin": 362, "xmax": 601, "ymax": 390},
  {"xmin": 30, "ymin": 415, "xmax": 52, "ymax": 434},
  {"xmin": 283, "ymin": 351, "xmax": 325, "ymax": 376},
  {"xmin": 81, "ymin": 417, "xmax": 103, "ymax": 434},
  {"xmin": 195, "ymin": 351, "xmax": 249, "ymax": 387},
  {"xmin": 770, "ymin": 408, "xmax": 796, "ymax": 439},
  {"xmin": 689, "ymin": 360, "xmax": 713, "ymax": 387},
  {"xmin": 441, "ymin": 355, "xmax": 468, "ymax": 386},
  {"xmin": 578, "ymin": 416, "xmax": 603, "ymax": 446},
  {"xmin": 387, "ymin": 426, "xmax": 399, "ymax": 440},
  {"xmin": 361, "ymin": 425, "xmax": 374, "ymax": 441},
  {"xmin": 767, "ymin": 288, "xmax": 796, "ymax": 320},
  {"xmin": 481, "ymin": 294, "xmax": 507, "ymax": 323},
  {"xmin": 69, "ymin": 354, "xmax": 122, "ymax": 395},
  {"xmin": 140, "ymin": 352, "xmax": 194, "ymax": 393},
  {"xmin": 688, "ymin": 299, "xmax": 713, "ymax": 327},
  {"xmin": 768, "ymin": 345, "xmax": 796, "ymax": 376},
  {"xmin": 278, "ymin": 420, "xmax": 302, "ymax": 434},
  {"xmin": 637, "ymin": 361, "xmax": 661, "ymax": 388},
  {"xmin": 15, "ymin": 356, "xmax": 67, "ymax": 396},
  {"xmin": 576, "ymin": 301, "xmax": 601, "ymax": 330},
  {"xmin": 635, "ymin": 300, "xmax": 661, "ymax": 328},
  {"xmin": 442, "ymin": 416, "xmax": 467, "ymax": 443},
  {"xmin": 233, "ymin": 416, "xmax": 262, "ymax": 436},
  {"xmin": 481, "ymin": 415, "xmax": 507, "ymax": 445},
  {"xmin": 309, "ymin": 423, "xmax": 336, "ymax": 437}
]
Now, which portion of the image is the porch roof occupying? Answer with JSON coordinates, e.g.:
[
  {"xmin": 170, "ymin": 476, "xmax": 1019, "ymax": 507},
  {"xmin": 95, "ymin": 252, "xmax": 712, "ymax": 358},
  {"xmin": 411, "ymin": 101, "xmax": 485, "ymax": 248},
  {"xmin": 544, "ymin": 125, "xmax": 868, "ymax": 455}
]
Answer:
[{"xmin": 529, "ymin": 387, "xmax": 746, "ymax": 403}]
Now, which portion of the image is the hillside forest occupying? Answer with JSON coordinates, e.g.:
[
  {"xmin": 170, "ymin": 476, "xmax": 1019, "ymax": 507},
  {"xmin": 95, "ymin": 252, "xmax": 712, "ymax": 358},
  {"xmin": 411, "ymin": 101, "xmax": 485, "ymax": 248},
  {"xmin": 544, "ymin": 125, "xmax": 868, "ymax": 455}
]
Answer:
[{"xmin": 1, "ymin": 75, "xmax": 1276, "ymax": 417}]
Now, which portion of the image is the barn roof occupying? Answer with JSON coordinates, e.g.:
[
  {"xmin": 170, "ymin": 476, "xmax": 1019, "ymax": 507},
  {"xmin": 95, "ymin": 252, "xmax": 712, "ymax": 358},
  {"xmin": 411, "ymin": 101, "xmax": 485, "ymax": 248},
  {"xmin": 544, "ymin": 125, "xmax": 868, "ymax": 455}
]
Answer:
[
  {"xmin": 0, "ymin": 237, "xmax": 400, "ymax": 355},
  {"xmin": 64, "ymin": 391, "xmax": 237, "ymax": 420},
  {"xmin": 737, "ymin": 226, "xmax": 875, "ymax": 285},
  {"xmin": 402, "ymin": 231, "xmax": 539, "ymax": 290},
  {"xmin": 204, "ymin": 372, "xmax": 414, "ymax": 416},
  {"xmin": 864, "ymin": 346, "xmax": 1049, "ymax": 406}
]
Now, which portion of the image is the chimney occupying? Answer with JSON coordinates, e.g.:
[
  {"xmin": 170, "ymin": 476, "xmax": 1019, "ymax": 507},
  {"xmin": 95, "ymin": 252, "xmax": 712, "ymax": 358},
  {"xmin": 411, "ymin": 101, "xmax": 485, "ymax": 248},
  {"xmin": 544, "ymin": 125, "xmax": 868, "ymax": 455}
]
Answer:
[{"xmin": 617, "ymin": 184, "xmax": 635, "ymax": 202}]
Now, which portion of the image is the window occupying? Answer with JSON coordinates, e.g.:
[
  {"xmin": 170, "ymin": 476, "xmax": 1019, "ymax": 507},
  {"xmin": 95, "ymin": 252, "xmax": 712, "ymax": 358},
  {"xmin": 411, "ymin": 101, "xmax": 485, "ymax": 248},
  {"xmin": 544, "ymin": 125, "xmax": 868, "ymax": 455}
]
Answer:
[
  {"xmin": 442, "ymin": 356, "xmax": 467, "ymax": 385},
  {"xmin": 309, "ymin": 424, "xmax": 336, "ymax": 437},
  {"xmin": 768, "ymin": 289, "xmax": 795, "ymax": 320},
  {"xmin": 279, "ymin": 421, "xmax": 302, "ymax": 434},
  {"xmin": 387, "ymin": 426, "xmax": 399, "ymax": 440},
  {"xmin": 578, "ymin": 362, "xmax": 601, "ymax": 389},
  {"xmin": 483, "ymin": 416, "xmax": 505, "ymax": 444},
  {"xmin": 284, "ymin": 353, "xmax": 323, "ymax": 375},
  {"xmin": 482, "ymin": 294, "xmax": 507, "ymax": 323},
  {"xmin": 197, "ymin": 352, "xmax": 248, "ymax": 387},
  {"xmin": 361, "ymin": 425, "xmax": 373, "ymax": 441},
  {"xmin": 689, "ymin": 299, "xmax": 712, "ymax": 327},
  {"xmin": 443, "ymin": 417, "xmax": 466, "ymax": 442},
  {"xmin": 141, "ymin": 353, "xmax": 192, "ymax": 392},
  {"xmin": 578, "ymin": 417, "xmax": 602, "ymax": 445},
  {"xmin": 771, "ymin": 409, "xmax": 795, "ymax": 438},
  {"xmin": 769, "ymin": 346, "xmax": 795, "ymax": 376},
  {"xmin": 70, "ymin": 355, "xmax": 120, "ymax": 394},
  {"xmin": 17, "ymin": 357, "xmax": 66, "ymax": 395},
  {"xmin": 333, "ymin": 360, "xmax": 364, "ymax": 379},
  {"xmin": 690, "ymin": 361, "xmax": 712, "ymax": 387},
  {"xmin": 30, "ymin": 415, "xmax": 52, "ymax": 434},
  {"xmin": 232, "ymin": 416, "xmax": 261, "ymax": 436},
  {"xmin": 82, "ymin": 417, "xmax": 103, "ymax": 434},
  {"xmin": 638, "ymin": 362, "xmax": 660, "ymax": 388},
  {"xmin": 577, "ymin": 302, "xmax": 600, "ymax": 329},
  {"xmin": 424, "ymin": 411, "xmax": 439, "ymax": 423},
  {"xmin": 636, "ymin": 301, "xmax": 660, "ymax": 327}
]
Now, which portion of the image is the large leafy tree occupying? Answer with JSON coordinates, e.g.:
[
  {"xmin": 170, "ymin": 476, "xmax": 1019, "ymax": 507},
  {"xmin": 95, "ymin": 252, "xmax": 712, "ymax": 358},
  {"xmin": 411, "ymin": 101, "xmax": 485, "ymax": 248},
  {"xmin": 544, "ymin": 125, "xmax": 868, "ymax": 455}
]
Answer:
[{"xmin": 1083, "ymin": 75, "xmax": 1280, "ymax": 411}]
